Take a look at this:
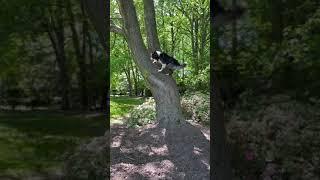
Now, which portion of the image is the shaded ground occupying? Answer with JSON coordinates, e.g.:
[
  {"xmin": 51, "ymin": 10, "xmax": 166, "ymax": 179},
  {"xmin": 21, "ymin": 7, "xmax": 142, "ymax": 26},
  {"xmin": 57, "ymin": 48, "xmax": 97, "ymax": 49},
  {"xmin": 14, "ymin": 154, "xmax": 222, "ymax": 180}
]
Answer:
[
  {"xmin": 111, "ymin": 121, "xmax": 210, "ymax": 180},
  {"xmin": 0, "ymin": 110, "xmax": 106, "ymax": 179}
]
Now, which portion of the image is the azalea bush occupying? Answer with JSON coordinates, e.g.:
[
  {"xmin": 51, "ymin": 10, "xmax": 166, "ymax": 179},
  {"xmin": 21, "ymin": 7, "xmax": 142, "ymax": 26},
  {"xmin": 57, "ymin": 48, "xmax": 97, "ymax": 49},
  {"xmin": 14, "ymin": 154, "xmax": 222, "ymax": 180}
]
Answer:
[
  {"xmin": 181, "ymin": 91, "xmax": 210, "ymax": 125},
  {"xmin": 127, "ymin": 98, "xmax": 156, "ymax": 127},
  {"xmin": 226, "ymin": 95, "xmax": 320, "ymax": 179}
]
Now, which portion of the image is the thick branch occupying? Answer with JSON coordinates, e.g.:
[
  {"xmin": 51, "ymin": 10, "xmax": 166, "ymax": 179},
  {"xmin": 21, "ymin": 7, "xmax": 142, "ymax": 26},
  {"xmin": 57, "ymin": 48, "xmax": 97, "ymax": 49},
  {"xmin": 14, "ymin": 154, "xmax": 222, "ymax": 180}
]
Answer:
[
  {"xmin": 143, "ymin": 0, "xmax": 161, "ymax": 52},
  {"xmin": 82, "ymin": 0, "xmax": 108, "ymax": 51}
]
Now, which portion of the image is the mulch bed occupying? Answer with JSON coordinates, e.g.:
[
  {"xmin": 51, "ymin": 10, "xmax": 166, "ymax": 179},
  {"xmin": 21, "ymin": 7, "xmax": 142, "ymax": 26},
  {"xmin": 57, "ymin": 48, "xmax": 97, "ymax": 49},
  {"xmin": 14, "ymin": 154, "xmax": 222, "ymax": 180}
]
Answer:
[{"xmin": 111, "ymin": 121, "xmax": 210, "ymax": 180}]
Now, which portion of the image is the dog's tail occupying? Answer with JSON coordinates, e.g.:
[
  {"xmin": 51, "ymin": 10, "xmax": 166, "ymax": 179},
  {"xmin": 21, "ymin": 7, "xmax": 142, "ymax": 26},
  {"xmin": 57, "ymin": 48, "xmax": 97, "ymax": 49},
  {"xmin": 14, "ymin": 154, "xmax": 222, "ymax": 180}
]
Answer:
[{"xmin": 172, "ymin": 63, "xmax": 187, "ymax": 70}]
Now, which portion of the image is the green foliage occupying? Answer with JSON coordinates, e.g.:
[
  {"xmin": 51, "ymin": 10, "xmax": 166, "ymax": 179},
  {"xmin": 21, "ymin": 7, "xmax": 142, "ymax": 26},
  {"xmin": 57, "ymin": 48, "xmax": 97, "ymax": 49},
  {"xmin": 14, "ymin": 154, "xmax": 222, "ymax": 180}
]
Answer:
[
  {"xmin": 0, "ymin": 0, "xmax": 105, "ymax": 109},
  {"xmin": 0, "ymin": 111, "xmax": 105, "ymax": 177},
  {"xmin": 181, "ymin": 92, "xmax": 210, "ymax": 125},
  {"xmin": 64, "ymin": 134, "xmax": 109, "ymax": 179},
  {"xmin": 214, "ymin": 0, "xmax": 320, "ymax": 106},
  {"xmin": 111, "ymin": 0, "xmax": 210, "ymax": 94},
  {"xmin": 127, "ymin": 98, "xmax": 156, "ymax": 128},
  {"xmin": 226, "ymin": 96, "xmax": 320, "ymax": 179},
  {"xmin": 110, "ymin": 96, "xmax": 145, "ymax": 124},
  {"xmin": 124, "ymin": 93, "xmax": 210, "ymax": 127}
]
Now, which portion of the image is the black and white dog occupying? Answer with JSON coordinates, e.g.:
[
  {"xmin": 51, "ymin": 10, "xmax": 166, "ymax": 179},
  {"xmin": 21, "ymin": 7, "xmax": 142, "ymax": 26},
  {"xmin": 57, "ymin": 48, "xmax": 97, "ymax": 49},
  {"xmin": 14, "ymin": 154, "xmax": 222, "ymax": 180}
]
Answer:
[{"xmin": 150, "ymin": 51, "xmax": 186, "ymax": 73}]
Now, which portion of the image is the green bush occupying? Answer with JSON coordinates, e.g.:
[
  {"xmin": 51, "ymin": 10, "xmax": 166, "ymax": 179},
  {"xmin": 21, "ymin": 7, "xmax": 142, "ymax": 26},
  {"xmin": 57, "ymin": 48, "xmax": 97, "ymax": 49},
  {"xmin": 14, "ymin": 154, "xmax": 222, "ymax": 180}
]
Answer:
[
  {"xmin": 181, "ymin": 92, "xmax": 210, "ymax": 125},
  {"xmin": 227, "ymin": 96, "xmax": 320, "ymax": 179},
  {"xmin": 126, "ymin": 93, "xmax": 210, "ymax": 127},
  {"xmin": 127, "ymin": 98, "xmax": 156, "ymax": 127},
  {"xmin": 64, "ymin": 133, "xmax": 109, "ymax": 179}
]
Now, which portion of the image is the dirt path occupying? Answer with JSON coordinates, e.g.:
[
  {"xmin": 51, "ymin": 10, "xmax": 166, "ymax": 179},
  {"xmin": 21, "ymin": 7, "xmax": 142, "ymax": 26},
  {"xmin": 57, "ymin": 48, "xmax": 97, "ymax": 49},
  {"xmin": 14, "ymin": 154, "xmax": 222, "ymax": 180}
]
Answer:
[{"xmin": 111, "ymin": 121, "xmax": 210, "ymax": 180}]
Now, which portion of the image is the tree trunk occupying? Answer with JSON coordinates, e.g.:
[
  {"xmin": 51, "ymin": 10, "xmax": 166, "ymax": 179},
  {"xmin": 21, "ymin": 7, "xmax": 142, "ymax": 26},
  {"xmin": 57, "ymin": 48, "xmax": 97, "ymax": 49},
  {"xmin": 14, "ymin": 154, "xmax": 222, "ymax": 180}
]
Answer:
[
  {"xmin": 169, "ymin": 10, "xmax": 175, "ymax": 55},
  {"xmin": 67, "ymin": 0, "xmax": 89, "ymax": 110},
  {"xmin": 82, "ymin": 0, "xmax": 108, "ymax": 51},
  {"xmin": 194, "ymin": 17, "xmax": 199, "ymax": 62},
  {"xmin": 200, "ymin": 13, "xmax": 209, "ymax": 67},
  {"xmin": 143, "ymin": 0, "xmax": 161, "ymax": 52},
  {"xmin": 231, "ymin": 0, "xmax": 238, "ymax": 59},
  {"xmin": 82, "ymin": 0, "xmax": 109, "ymax": 113},
  {"xmin": 46, "ymin": 0, "xmax": 70, "ymax": 110},
  {"xmin": 118, "ymin": 0, "xmax": 184, "ymax": 127},
  {"xmin": 130, "ymin": 60, "xmax": 139, "ymax": 96},
  {"xmin": 55, "ymin": 39, "xmax": 70, "ymax": 110},
  {"xmin": 270, "ymin": 0, "xmax": 283, "ymax": 43},
  {"xmin": 211, "ymin": 74, "xmax": 232, "ymax": 180},
  {"xmin": 124, "ymin": 67, "xmax": 133, "ymax": 96},
  {"xmin": 211, "ymin": 0, "xmax": 233, "ymax": 179},
  {"xmin": 191, "ymin": 15, "xmax": 200, "ymax": 75}
]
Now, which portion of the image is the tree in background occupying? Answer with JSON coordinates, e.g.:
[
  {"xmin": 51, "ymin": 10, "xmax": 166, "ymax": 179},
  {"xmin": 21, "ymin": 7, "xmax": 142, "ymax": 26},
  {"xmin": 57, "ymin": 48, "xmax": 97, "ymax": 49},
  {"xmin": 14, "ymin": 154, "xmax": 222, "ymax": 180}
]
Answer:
[
  {"xmin": 112, "ymin": 0, "xmax": 184, "ymax": 127},
  {"xmin": 0, "ymin": 0, "xmax": 106, "ymax": 111}
]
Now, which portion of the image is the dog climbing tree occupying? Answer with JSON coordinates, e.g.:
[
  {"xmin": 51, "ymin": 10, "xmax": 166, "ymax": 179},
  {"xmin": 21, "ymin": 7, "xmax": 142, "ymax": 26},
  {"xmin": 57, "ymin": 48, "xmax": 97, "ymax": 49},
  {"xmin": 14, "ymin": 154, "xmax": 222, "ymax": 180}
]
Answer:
[{"xmin": 112, "ymin": 0, "xmax": 184, "ymax": 128}]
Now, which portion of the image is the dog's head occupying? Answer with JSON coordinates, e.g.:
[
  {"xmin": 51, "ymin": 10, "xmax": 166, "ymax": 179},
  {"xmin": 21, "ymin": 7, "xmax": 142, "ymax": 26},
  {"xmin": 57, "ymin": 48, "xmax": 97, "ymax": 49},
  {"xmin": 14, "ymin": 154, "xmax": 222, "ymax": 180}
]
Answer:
[{"xmin": 150, "ymin": 50, "xmax": 161, "ymax": 63}]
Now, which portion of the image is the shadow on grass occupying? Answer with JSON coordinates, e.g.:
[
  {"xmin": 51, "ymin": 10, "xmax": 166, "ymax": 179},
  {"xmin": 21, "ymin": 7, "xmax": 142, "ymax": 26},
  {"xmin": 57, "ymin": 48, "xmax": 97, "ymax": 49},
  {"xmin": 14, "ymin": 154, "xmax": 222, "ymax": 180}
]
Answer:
[
  {"xmin": 0, "ymin": 110, "xmax": 106, "ymax": 137},
  {"xmin": 111, "ymin": 96, "xmax": 145, "ymax": 105},
  {"xmin": 111, "ymin": 96, "xmax": 145, "ymax": 121}
]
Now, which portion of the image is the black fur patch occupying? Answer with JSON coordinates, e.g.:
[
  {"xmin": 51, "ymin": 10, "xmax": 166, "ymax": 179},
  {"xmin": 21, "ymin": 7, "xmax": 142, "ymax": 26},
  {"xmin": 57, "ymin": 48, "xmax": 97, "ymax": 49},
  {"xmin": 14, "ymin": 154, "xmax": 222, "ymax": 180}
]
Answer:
[{"xmin": 150, "ymin": 51, "xmax": 186, "ymax": 72}]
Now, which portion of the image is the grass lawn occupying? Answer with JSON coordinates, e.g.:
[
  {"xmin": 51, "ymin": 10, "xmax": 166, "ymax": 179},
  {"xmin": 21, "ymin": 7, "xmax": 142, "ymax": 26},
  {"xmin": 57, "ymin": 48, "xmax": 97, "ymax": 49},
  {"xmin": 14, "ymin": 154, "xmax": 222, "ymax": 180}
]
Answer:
[
  {"xmin": 110, "ymin": 96, "xmax": 145, "ymax": 124},
  {"xmin": 0, "ymin": 111, "xmax": 106, "ymax": 177}
]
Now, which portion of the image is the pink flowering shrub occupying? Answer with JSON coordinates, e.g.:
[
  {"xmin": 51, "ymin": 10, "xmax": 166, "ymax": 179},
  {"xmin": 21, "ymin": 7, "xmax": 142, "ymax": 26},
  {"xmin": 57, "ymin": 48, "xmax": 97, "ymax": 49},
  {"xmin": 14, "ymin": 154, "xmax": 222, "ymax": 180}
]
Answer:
[{"xmin": 226, "ymin": 94, "xmax": 320, "ymax": 179}]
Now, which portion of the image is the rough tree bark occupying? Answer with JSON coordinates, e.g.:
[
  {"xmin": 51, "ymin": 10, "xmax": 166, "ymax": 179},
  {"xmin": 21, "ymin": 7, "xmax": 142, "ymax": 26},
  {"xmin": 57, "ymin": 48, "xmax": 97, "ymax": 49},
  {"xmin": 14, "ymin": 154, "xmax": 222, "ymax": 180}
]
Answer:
[{"xmin": 118, "ymin": 0, "xmax": 184, "ymax": 127}]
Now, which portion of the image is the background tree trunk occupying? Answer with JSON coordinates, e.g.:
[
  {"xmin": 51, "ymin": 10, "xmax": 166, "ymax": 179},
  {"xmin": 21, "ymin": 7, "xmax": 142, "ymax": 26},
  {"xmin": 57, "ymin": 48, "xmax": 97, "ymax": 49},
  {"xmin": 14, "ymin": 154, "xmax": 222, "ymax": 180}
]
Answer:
[
  {"xmin": 270, "ymin": 0, "xmax": 283, "ymax": 43},
  {"xmin": 143, "ymin": 0, "xmax": 161, "ymax": 52},
  {"xmin": 82, "ymin": 0, "xmax": 108, "ymax": 51},
  {"xmin": 231, "ymin": 0, "xmax": 238, "ymax": 59},
  {"xmin": 67, "ymin": 0, "xmax": 89, "ymax": 110},
  {"xmin": 211, "ymin": 0, "xmax": 233, "ymax": 179},
  {"xmin": 46, "ymin": 0, "xmax": 71, "ymax": 110},
  {"xmin": 82, "ymin": 0, "xmax": 109, "ymax": 114}
]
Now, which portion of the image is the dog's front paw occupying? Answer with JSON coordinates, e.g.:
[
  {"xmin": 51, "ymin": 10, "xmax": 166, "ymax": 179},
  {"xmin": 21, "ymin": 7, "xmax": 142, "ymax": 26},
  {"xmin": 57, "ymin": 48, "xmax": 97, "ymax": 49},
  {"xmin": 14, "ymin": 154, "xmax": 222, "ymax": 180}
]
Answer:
[{"xmin": 158, "ymin": 69, "xmax": 162, "ymax": 72}]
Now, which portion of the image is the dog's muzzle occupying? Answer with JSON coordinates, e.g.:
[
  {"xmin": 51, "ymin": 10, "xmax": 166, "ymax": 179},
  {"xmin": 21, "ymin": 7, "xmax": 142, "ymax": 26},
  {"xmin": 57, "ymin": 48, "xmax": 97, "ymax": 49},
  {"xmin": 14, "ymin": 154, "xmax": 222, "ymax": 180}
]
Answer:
[{"xmin": 151, "ymin": 58, "xmax": 157, "ymax": 63}]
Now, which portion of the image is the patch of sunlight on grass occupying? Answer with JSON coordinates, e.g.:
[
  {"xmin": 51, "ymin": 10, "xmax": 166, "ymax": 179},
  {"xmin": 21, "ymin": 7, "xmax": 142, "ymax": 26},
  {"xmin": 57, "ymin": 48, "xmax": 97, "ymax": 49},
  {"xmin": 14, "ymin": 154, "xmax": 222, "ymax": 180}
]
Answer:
[{"xmin": 110, "ymin": 96, "xmax": 145, "ymax": 124}]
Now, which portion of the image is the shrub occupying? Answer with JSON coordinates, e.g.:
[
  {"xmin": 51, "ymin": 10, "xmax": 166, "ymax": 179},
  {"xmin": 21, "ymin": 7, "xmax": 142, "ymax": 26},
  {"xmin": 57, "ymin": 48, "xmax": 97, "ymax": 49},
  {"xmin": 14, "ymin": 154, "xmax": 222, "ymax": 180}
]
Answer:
[
  {"xmin": 127, "ymin": 98, "xmax": 156, "ymax": 127},
  {"xmin": 64, "ymin": 132, "xmax": 109, "ymax": 179},
  {"xmin": 126, "ymin": 93, "xmax": 210, "ymax": 127},
  {"xmin": 181, "ymin": 92, "xmax": 210, "ymax": 125},
  {"xmin": 226, "ymin": 95, "xmax": 320, "ymax": 179}
]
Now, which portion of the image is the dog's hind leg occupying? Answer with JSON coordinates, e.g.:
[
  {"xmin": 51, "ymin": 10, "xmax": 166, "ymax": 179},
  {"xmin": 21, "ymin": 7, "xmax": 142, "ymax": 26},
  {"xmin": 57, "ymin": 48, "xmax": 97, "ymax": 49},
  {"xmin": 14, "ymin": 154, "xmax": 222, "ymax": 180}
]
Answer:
[
  {"xmin": 158, "ymin": 63, "xmax": 166, "ymax": 72},
  {"xmin": 166, "ymin": 69, "xmax": 173, "ymax": 75}
]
